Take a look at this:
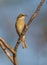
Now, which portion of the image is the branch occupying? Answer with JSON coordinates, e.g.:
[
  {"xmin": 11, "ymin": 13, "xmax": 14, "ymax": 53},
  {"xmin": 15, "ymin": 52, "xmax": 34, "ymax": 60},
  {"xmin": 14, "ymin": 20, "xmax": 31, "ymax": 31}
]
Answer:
[
  {"xmin": 13, "ymin": 54, "xmax": 18, "ymax": 65},
  {"xmin": 13, "ymin": 0, "xmax": 45, "ymax": 65},
  {"xmin": 27, "ymin": 0, "xmax": 45, "ymax": 26},
  {"xmin": 0, "ymin": 37, "xmax": 15, "ymax": 54},
  {"xmin": 0, "ymin": 41, "xmax": 14, "ymax": 63},
  {"xmin": 14, "ymin": 0, "xmax": 45, "ymax": 51}
]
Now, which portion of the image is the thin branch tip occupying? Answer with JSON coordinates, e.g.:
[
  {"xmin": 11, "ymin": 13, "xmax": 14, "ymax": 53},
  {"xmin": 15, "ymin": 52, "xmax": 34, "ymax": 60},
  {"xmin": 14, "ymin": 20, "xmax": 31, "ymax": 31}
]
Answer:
[{"xmin": 0, "ymin": 36, "xmax": 15, "ymax": 54}]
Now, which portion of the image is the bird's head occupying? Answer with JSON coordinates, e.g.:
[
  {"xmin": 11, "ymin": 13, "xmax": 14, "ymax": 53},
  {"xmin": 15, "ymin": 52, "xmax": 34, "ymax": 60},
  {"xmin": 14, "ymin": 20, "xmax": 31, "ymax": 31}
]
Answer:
[{"xmin": 17, "ymin": 13, "xmax": 27, "ymax": 20}]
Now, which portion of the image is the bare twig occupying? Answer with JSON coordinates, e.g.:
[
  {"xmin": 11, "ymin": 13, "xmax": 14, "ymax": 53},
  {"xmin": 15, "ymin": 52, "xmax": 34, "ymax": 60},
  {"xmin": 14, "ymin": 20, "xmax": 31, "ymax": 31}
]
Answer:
[
  {"xmin": 0, "ymin": 37, "xmax": 15, "ymax": 54},
  {"xmin": 13, "ymin": 54, "xmax": 18, "ymax": 65},
  {"xmin": 0, "ymin": 41, "xmax": 14, "ymax": 63},
  {"xmin": 27, "ymin": 0, "xmax": 45, "ymax": 26}
]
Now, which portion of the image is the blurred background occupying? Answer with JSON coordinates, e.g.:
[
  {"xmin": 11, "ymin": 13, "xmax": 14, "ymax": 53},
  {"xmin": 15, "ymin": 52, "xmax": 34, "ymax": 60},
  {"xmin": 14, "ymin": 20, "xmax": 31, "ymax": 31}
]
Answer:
[{"xmin": 0, "ymin": 0, "xmax": 47, "ymax": 65}]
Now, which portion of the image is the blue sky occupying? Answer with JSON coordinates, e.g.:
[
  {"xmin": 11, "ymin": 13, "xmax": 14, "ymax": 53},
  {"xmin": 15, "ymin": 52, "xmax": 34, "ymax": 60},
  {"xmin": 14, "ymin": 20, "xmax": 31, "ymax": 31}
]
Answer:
[{"xmin": 0, "ymin": 0, "xmax": 47, "ymax": 65}]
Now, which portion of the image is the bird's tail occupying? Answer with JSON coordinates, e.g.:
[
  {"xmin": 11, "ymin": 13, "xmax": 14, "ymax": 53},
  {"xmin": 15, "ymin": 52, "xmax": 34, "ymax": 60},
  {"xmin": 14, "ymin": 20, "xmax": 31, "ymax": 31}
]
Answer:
[{"xmin": 21, "ymin": 35, "xmax": 28, "ymax": 48}]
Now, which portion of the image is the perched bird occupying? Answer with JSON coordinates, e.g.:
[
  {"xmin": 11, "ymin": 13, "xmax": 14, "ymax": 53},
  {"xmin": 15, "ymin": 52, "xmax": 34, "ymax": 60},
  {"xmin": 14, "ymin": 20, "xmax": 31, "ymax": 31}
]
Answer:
[{"xmin": 15, "ymin": 13, "xmax": 28, "ymax": 48}]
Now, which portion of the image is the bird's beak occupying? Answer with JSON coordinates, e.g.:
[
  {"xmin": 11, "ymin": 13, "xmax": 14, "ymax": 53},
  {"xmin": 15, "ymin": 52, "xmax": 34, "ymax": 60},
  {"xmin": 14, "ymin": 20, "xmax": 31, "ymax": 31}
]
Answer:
[{"xmin": 24, "ymin": 14, "xmax": 27, "ymax": 17}]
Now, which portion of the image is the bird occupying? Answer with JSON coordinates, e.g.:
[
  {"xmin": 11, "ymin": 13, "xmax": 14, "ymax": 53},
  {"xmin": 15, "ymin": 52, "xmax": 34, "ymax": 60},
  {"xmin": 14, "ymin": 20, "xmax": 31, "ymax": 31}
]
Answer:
[{"xmin": 15, "ymin": 13, "xmax": 28, "ymax": 48}]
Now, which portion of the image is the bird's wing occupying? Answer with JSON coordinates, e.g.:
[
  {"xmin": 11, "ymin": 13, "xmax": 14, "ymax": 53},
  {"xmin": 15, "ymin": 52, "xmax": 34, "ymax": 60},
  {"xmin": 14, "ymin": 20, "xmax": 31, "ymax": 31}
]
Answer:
[
  {"xmin": 15, "ymin": 21, "xmax": 20, "ymax": 36},
  {"xmin": 15, "ymin": 20, "xmax": 26, "ymax": 36}
]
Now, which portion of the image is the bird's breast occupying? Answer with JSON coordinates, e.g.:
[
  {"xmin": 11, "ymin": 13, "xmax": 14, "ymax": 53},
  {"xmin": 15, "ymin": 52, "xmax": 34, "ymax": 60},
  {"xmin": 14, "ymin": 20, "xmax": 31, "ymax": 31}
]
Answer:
[{"xmin": 16, "ymin": 20, "xmax": 25, "ymax": 34}]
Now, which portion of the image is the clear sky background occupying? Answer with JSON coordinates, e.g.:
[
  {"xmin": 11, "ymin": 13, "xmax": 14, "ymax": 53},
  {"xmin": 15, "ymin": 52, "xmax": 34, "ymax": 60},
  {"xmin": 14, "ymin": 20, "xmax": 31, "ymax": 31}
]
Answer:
[{"xmin": 0, "ymin": 0, "xmax": 47, "ymax": 65}]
